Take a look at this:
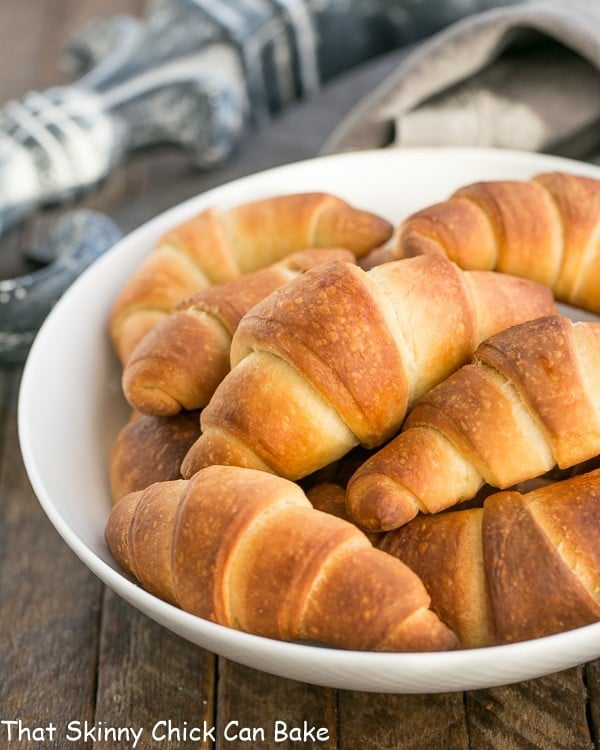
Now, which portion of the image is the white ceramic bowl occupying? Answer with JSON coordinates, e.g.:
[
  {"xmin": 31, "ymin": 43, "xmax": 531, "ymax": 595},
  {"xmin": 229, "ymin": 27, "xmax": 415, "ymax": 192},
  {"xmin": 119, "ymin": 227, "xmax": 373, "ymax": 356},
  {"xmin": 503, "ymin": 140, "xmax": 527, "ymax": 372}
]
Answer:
[{"xmin": 19, "ymin": 147, "xmax": 600, "ymax": 693}]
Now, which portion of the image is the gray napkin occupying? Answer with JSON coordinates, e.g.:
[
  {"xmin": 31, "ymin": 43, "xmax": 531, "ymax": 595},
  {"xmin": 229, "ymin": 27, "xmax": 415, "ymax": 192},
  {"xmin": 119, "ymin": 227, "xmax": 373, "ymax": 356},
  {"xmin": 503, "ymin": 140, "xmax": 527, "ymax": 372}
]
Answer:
[{"xmin": 323, "ymin": 0, "xmax": 600, "ymax": 162}]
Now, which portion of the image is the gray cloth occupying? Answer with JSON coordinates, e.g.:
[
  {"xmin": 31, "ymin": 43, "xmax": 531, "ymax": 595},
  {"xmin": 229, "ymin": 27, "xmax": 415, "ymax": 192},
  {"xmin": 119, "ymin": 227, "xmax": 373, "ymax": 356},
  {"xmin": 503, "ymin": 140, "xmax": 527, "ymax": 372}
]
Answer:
[{"xmin": 323, "ymin": 0, "xmax": 600, "ymax": 163}]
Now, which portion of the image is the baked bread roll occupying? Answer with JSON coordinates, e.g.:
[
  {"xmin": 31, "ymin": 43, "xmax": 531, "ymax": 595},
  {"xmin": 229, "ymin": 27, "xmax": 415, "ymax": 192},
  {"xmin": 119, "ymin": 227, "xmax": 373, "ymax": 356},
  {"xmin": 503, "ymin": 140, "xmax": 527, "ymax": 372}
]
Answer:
[
  {"xmin": 109, "ymin": 410, "xmax": 201, "ymax": 502},
  {"xmin": 396, "ymin": 171, "xmax": 600, "ymax": 313},
  {"xmin": 110, "ymin": 193, "xmax": 393, "ymax": 363},
  {"xmin": 180, "ymin": 254, "xmax": 555, "ymax": 481},
  {"xmin": 122, "ymin": 248, "xmax": 355, "ymax": 416},
  {"xmin": 380, "ymin": 470, "xmax": 600, "ymax": 648},
  {"xmin": 346, "ymin": 315, "xmax": 600, "ymax": 531},
  {"xmin": 105, "ymin": 465, "xmax": 457, "ymax": 652}
]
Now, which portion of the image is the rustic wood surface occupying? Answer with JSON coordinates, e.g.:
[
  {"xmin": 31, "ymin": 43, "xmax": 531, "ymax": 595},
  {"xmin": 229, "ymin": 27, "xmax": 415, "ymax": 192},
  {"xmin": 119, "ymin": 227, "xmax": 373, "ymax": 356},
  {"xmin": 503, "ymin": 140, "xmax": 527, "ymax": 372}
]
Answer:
[{"xmin": 0, "ymin": 2, "xmax": 598, "ymax": 749}]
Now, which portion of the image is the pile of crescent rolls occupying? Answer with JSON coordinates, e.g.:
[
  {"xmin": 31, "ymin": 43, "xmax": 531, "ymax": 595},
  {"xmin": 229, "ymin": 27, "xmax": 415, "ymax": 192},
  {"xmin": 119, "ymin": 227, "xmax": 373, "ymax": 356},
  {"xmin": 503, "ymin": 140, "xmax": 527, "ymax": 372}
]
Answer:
[{"xmin": 105, "ymin": 174, "xmax": 600, "ymax": 652}]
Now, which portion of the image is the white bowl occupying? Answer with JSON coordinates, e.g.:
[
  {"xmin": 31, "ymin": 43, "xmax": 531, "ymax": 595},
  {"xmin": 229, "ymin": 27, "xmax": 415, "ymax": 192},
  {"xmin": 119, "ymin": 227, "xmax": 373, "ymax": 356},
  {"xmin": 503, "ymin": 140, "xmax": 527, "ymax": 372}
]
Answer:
[{"xmin": 18, "ymin": 147, "xmax": 600, "ymax": 693}]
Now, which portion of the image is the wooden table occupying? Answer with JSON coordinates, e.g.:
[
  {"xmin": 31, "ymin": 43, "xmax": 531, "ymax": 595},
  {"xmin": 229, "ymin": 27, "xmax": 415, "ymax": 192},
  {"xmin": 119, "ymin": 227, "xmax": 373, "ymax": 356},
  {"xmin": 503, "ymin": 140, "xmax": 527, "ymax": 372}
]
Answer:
[{"xmin": 1, "ymin": 2, "xmax": 599, "ymax": 748}]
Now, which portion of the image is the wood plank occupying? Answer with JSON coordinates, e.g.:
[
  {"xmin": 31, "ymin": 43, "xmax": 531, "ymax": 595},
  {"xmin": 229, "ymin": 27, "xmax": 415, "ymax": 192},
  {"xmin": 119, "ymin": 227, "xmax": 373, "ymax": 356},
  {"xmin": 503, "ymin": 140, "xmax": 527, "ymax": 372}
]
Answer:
[
  {"xmin": 0, "ymin": 2, "xmax": 54, "ymax": 101},
  {"xmin": 93, "ymin": 588, "xmax": 217, "ymax": 750},
  {"xmin": 465, "ymin": 668, "xmax": 593, "ymax": 749},
  {"xmin": 0, "ymin": 366, "xmax": 17, "ymax": 460},
  {"xmin": 337, "ymin": 690, "xmax": 468, "ymax": 750},
  {"xmin": 216, "ymin": 659, "xmax": 337, "ymax": 749},
  {"xmin": 585, "ymin": 659, "xmax": 600, "ymax": 748},
  {"xmin": 0, "ymin": 368, "xmax": 103, "ymax": 749}
]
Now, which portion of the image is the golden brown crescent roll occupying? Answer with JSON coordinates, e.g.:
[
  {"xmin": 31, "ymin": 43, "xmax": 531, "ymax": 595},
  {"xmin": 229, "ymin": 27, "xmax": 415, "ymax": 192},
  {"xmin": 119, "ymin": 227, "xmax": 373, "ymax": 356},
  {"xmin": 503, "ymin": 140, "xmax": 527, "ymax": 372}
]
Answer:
[
  {"xmin": 346, "ymin": 315, "xmax": 600, "ymax": 532},
  {"xmin": 396, "ymin": 171, "xmax": 600, "ymax": 313},
  {"xmin": 109, "ymin": 410, "xmax": 201, "ymax": 502},
  {"xmin": 122, "ymin": 248, "xmax": 355, "ymax": 416},
  {"xmin": 180, "ymin": 254, "xmax": 555, "ymax": 481},
  {"xmin": 380, "ymin": 470, "xmax": 600, "ymax": 648},
  {"xmin": 105, "ymin": 465, "xmax": 457, "ymax": 652},
  {"xmin": 109, "ymin": 193, "xmax": 393, "ymax": 363}
]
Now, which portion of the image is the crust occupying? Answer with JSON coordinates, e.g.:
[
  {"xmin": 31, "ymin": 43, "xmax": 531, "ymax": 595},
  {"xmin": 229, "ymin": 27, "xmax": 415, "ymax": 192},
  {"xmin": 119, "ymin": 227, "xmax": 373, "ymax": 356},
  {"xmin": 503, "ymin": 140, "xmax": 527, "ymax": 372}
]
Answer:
[
  {"xmin": 109, "ymin": 410, "xmax": 201, "ymax": 501},
  {"xmin": 476, "ymin": 316, "xmax": 600, "ymax": 468}
]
